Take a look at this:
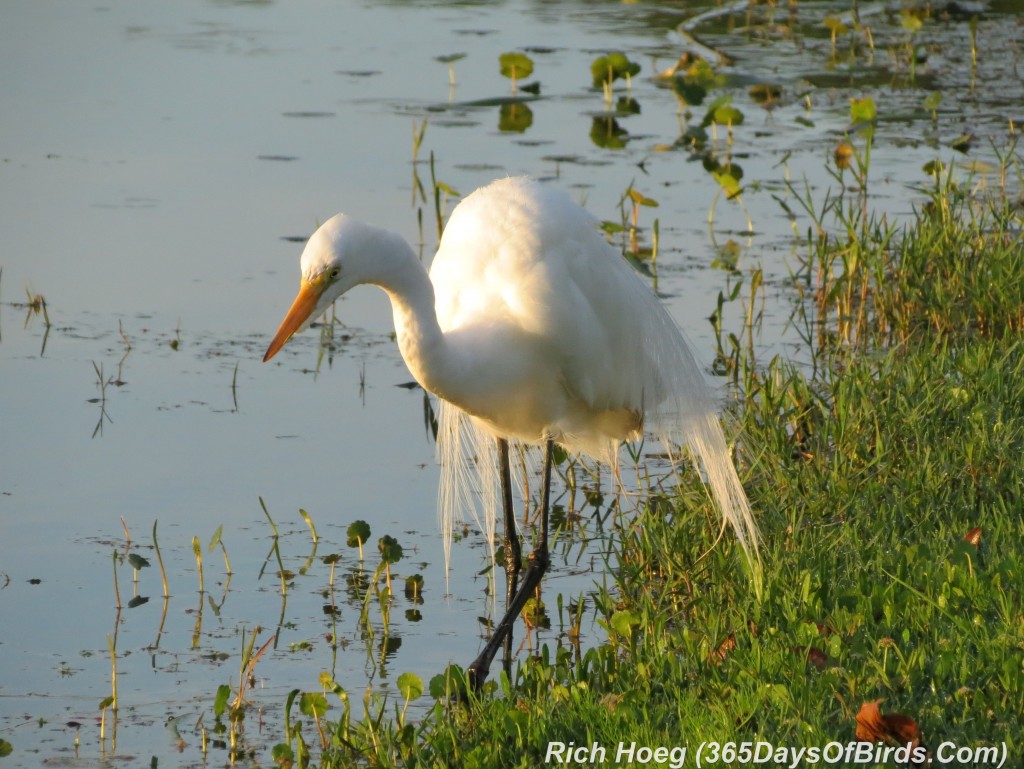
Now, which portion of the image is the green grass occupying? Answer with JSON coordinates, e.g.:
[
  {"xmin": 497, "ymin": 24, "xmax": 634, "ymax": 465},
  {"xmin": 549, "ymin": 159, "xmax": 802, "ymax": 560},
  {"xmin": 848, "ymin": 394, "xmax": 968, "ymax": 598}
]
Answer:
[{"xmin": 263, "ymin": 156, "xmax": 1024, "ymax": 767}]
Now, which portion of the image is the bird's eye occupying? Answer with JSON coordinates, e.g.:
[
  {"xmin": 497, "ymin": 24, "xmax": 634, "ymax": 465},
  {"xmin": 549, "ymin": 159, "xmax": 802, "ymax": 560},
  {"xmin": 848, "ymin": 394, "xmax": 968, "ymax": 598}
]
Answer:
[{"xmin": 328, "ymin": 267, "xmax": 340, "ymax": 280}]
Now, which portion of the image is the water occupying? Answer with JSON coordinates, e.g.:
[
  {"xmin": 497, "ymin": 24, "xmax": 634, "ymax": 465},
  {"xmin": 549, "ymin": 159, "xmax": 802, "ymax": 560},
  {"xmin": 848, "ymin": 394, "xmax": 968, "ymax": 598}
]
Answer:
[{"xmin": 1, "ymin": 0, "xmax": 1021, "ymax": 764}]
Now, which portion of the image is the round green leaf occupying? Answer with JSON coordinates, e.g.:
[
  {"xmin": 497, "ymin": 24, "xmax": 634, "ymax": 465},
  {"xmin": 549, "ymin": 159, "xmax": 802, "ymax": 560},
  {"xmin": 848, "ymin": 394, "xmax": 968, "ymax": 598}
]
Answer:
[
  {"xmin": 346, "ymin": 520, "xmax": 371, "ymax": 548},
  {"xmin": 299, "ymin": 691, "xmax": 329, "ymax": 718},
  {"xmin": 499, "ymin": 52, "xmax": 534, "ymax": 81},
  {"xmin": 610, "ymin": 609, "xmax": 638, "ymax": 635},
  {"xmin": 378, "ymin": 535, "xmax": 403, "ymax": 564},
  {"xmin": 397, "ymin": 672, "xmax": 424, "ymax": 701},
  {"xmin": 127, "ymin": 553, "xmax": 150, "ymax": 570},
  {"xmin": 849, "ymin": 96, "xmax": 877, "ymax": 124}
]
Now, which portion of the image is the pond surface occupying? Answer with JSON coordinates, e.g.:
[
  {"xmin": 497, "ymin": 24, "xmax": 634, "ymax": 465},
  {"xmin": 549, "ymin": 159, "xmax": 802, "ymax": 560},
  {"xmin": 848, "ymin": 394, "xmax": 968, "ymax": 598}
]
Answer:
[{"xmin": 1, "ymin": 0, "xmax": 1021, "ymax": 764}]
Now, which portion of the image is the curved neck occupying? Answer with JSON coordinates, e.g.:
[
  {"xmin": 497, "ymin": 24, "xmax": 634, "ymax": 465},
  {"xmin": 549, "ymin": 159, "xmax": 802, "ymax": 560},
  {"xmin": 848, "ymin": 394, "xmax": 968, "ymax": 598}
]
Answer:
[{"xmin": 367, "ymin": 235, "xmax": 456, "ymax": 399}]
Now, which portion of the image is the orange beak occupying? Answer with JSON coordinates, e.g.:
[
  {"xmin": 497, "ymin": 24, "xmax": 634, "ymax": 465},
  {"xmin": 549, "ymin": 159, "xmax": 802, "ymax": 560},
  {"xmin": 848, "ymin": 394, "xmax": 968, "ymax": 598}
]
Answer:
[{"xmin": 263, "ymin": 281, "xmax": 323, "ymax": 362}]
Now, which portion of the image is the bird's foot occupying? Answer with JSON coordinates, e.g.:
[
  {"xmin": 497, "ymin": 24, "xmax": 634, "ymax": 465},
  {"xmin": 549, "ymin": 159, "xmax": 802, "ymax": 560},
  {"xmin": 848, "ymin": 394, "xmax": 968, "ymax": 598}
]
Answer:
[{"xmin": 465, "ymin": 548, "xmax": 549, "ymax": 692}]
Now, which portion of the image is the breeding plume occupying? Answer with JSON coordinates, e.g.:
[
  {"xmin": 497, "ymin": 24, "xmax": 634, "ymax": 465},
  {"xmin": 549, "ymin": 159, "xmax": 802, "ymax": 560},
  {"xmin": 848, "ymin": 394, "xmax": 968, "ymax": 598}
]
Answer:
[{"xmin": 263, "ymin": 177, "xmax": 758, "ymax": 685}]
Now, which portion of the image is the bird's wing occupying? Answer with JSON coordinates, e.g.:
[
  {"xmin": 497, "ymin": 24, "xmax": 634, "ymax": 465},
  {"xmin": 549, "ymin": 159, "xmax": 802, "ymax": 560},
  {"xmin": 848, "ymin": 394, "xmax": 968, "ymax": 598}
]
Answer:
[{"xmin": 431, "ymin": 177, "xmax": 660, "ymax": 416}]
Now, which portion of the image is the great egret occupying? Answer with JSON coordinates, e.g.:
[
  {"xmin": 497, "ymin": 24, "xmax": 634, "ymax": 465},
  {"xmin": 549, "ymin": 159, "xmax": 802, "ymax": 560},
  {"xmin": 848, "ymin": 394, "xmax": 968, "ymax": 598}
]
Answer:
[{"xmin": 263, "ymin": 177, "xmax": 759, "ymax": 687}]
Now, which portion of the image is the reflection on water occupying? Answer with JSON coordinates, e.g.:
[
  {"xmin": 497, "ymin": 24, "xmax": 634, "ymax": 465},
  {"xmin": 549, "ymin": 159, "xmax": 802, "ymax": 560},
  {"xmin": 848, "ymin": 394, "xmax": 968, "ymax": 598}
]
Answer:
[{"xmin": 1, "ymin": 0, "xmax": 1020, "ymax": 764}]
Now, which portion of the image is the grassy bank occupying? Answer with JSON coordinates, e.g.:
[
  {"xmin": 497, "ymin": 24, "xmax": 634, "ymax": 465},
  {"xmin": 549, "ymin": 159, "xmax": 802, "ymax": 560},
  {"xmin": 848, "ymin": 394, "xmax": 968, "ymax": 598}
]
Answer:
[{"xmin": 270, "ymin": 153, "xmax": 1024, "ymax": 767}]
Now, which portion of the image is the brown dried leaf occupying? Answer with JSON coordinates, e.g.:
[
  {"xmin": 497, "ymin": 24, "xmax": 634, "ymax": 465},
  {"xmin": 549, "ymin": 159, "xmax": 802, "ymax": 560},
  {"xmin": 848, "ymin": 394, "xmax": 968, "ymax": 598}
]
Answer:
[
  {"xmin": 708, "ymin": 633, "xmax": 735, "ymax": 666},
  {"xmin": 855, "ymin": 700, "xmax": 888, "ymax": 742},
  {"xmin": 854, "ymin": 700, "xmax": 922, "ymax": 748},
  {"xmin": 791, "ymin": 645, "xmax": 830, "ymax": 671}
]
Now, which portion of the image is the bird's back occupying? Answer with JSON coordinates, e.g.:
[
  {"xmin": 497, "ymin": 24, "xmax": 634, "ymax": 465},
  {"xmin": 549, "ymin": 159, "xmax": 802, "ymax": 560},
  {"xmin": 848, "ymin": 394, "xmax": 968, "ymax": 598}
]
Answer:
[{"xmin": 430, "ymin": 177, "xmax": 673, "ymax": 455}]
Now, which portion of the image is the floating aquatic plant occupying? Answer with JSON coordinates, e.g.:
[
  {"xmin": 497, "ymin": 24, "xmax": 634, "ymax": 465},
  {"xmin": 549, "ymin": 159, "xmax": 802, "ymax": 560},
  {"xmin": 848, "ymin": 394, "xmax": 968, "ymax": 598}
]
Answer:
[
  {"xmin": 590, "ymin": 51, "xmax": 640, "ymax": 105},
  {"xmin": 346, "ymin": 520, "xmax": 371, "ymax": 561},
  {"xmin": 498, "ymin": 51, "xmax": 533, "ymax": 93},
  {"xmin": 434, "ymin": 52, "xmax": 466, "ymax": 87}
]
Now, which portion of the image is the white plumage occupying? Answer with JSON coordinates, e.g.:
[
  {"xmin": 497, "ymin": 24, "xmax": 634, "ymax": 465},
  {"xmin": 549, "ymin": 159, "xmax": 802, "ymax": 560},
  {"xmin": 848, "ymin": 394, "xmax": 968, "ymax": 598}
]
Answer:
[{"xmin": 264, "ymin": 177, "xmax": 759, "ymax": 681}]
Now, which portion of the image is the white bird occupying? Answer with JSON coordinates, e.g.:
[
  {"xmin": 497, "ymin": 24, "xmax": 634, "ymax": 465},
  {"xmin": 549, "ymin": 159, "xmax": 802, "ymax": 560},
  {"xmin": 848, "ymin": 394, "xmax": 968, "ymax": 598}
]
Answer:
[{"xmin": 263, "ymin": 177, "xmax": 759, "ymax": 687}]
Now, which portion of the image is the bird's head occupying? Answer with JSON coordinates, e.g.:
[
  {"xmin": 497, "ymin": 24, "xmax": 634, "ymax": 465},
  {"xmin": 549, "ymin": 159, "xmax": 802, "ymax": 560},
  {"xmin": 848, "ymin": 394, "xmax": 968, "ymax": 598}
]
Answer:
[{"xmin": 263, "ymin": 213, "xmax": 379, "ymax": 362}]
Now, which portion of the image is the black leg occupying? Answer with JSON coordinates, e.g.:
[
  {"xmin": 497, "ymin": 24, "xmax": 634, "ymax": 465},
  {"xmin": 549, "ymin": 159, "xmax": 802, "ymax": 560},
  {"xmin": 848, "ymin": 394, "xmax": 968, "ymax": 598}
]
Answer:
[
  {"xmin": 467, "ymin": 439, "xmax": 554, "ymax": 691},
  {"xmin": 498, "ymin": 438, "xmax": 521, "ymax": 676}
]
